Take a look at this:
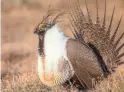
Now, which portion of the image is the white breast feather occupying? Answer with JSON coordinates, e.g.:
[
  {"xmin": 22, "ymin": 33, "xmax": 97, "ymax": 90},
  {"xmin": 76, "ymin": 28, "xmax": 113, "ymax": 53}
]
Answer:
[
  {"xmin": 42, "ymin": 24, "xmax": 69, "ymax": 72},
  {"xmin": 37, "ymin": 24, "xmax": 75, "ymax": 86}
]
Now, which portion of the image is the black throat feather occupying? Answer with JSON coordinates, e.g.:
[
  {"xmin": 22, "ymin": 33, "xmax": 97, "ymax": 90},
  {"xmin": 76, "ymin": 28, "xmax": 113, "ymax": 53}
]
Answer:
[{"xmin": 38, "ymin": 34, "xmax": 45, "ymax": 56}]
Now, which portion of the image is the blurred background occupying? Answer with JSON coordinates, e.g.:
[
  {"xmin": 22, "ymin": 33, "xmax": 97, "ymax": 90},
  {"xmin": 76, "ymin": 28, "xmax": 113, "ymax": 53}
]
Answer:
[{"xmin": 1, "ymin": 0, "xmax": 124, "ymax": 90}]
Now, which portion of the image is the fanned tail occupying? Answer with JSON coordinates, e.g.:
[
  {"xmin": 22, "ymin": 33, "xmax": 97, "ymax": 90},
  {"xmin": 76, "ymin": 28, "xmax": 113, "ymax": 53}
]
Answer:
[
  {"xmin": 85, "ymin": 0, "xmax": 93, "ymax": 25},
  {"xmin": 96, "ymin": 0, "xmax": 101, "ymax": 28},
  {"xmin": 110, "ymin": 15, "xmax": 123, "ymax": 43},
  {"xmin": 102, "ymin": 0, "xmax": 106, "ymax": 30},
  {"xmin": 106, "ymin": 6, "xmax": 115, "ymax": 37},
  {"xmin": 68, "ymin": 0, "xmax": 124, "ymax": 73}
]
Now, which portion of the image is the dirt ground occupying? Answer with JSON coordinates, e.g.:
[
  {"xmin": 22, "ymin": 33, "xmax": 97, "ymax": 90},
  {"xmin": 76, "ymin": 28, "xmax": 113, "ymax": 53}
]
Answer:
[{"xmin": 1, "ymin": 0, "xmax": 124, "ymax": 91}]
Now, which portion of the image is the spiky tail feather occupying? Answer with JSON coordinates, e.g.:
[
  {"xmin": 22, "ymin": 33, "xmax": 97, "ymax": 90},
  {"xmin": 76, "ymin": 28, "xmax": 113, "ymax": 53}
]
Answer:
[{"xmin": 68, "ymin": 0, "xmax": 124, "ymax": 73}]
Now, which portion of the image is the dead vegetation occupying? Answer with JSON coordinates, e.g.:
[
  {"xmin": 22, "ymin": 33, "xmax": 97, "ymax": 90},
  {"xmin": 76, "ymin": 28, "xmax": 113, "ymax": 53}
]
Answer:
[
  {"xmin": 1, "ymin": 66, "xmax": 124, "ymax": 92},
  {"xmin": 1, "ymin": 0, "xmax": 124, "ymax": 92}
]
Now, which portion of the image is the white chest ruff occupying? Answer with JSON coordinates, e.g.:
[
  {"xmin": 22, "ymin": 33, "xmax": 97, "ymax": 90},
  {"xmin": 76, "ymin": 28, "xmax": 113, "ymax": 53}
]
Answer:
[
  {"xmin": 37, "ymin": 25, "xmax": 74, "ymax": 86},
  {"xmin": 44, "ymin": 25, "xmax": 69, "ymax": 72}
]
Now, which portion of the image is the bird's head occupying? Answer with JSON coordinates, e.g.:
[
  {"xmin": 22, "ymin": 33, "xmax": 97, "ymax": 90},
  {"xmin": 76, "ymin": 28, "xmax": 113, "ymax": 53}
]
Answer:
[
  {"xmin": 34, "ymin": 10, "xmax": 65, "ymax": 39},
  {"xmin": 34, "ymin": 23, "xmax": 54, "ymax": 36}
]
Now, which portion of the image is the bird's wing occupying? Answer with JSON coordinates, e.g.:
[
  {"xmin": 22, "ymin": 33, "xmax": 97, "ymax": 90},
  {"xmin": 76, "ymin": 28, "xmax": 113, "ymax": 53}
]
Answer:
[{"xmin": 66, "ymin": 39, "xmax": 103, "ymax": 88}]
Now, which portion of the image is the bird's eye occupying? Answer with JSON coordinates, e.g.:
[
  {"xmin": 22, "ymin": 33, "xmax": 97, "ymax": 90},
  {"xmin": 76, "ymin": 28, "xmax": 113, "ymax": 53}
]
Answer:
[
  {"xmin": 38, "ymin": 28, "xmax": 45, "ymax": 33},
  {"xmin": 46, "ymin": 24, "xmax": 51, "ymax": 28}
]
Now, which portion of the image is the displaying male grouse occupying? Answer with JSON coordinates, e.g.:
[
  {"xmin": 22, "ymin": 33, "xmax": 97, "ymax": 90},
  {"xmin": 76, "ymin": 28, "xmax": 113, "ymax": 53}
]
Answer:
[{"xmin": 34, "ymin": 0, "xmax": 124, "ymax": 90}]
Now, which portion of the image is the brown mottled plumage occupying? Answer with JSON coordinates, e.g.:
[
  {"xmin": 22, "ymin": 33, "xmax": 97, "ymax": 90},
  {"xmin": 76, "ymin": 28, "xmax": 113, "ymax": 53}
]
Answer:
[
  {"xmin": 69, "ymin": 0, "xmax": 124, "ymax": 72},
  {"xmin": 66, "ymin": 39, "xmax": 103, "ymax": 88},
  {"xmin": 34, "ymin": 0, "xmax": 124, "ymax": 90}
]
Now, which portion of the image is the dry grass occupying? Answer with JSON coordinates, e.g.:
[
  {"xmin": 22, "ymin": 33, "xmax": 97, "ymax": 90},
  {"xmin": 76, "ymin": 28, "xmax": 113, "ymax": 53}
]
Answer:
[
  {"xmin": 89, "ymin": 66, "xmax": 124, "ymax": 92},
  {"xmin": 1, "ymin": 66, "xmax": 124, "ymax": 92},
  {"xmin": 2, "ymin": 72, "xmax": 51, "ymax": 92},
  {"xmin": 1, "ymin": 0, "xmax": 124, "ymax": 92}
]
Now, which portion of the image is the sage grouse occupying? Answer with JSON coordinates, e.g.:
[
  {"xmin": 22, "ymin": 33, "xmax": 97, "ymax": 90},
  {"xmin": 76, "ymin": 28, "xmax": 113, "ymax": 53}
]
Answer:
[{"xmin": 34, "ymin": 0, "xmax": 124, "ymax": 89}]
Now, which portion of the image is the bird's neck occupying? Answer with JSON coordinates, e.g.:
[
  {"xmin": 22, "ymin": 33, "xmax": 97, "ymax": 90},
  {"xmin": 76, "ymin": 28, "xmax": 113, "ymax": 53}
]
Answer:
[
  {"xmin": 38, "ymin": 35, "xmax": 45, "ymax": 56},
  {"xmin": 37, "ymin": 25, "xmax": 73, "ymax": 86},
  {"xmin": 43, "ymin": 24, "xmax": 69, "ymax": 59}
]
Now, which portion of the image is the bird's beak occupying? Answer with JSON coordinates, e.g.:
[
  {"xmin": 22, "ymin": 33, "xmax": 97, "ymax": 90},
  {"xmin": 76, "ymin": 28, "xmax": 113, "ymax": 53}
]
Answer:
[{"xmin": 34, "ymin": 29, "xmax": 38, "ymax": 34}]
